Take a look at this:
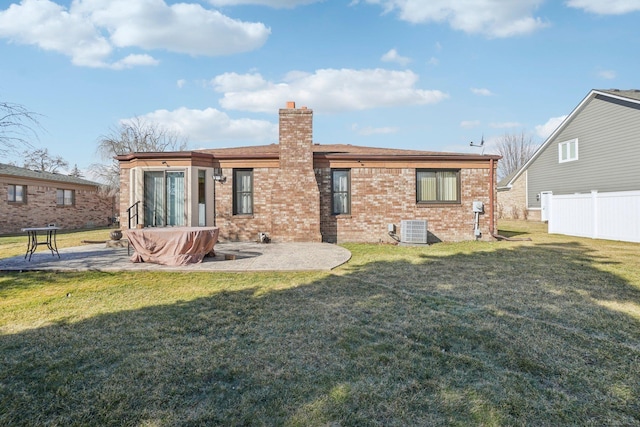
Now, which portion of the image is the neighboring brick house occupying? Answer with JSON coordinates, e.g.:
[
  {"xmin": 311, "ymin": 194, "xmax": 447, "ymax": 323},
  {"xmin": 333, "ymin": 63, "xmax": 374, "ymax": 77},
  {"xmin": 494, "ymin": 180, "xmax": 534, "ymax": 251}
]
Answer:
[
  {"xmin": 497, "ymin": 170, "xmax": 533, "ymax": 220},
  {"xmin": 0, "ymin": 163, "xmax": 114, "ymax": 235},
  {"xmin": 116, "ymin": 102, "xmax": 501, "ymax": 243}
]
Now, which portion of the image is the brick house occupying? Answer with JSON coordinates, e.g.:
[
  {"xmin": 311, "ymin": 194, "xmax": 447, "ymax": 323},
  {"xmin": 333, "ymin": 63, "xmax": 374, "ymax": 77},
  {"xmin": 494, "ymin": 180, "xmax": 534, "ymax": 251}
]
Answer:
[
  {"xmin": 116, "ymin": 102, "xmax": 500, "ymax": 243},
  {"xmin": 0, "ymin": 163, "xmax": 114, "ymax": 235},
  {"xmin": 497, "ymin": 170, "xmax": 532, "ymax": 220}
]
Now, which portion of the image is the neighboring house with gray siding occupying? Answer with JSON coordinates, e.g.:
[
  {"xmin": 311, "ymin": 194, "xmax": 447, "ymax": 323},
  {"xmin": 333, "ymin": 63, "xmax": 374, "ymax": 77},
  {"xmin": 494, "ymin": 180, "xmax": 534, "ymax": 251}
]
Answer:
[{"xmin": 498, "ymin": 89, "xmax": 640, "ymax": 222}]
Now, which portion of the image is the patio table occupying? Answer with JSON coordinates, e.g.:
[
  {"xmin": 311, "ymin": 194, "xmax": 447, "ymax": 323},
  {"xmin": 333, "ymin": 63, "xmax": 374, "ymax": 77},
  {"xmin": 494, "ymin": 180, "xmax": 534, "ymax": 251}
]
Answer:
[
  {"xmin": 21, "ymin": 226, "xmax": 61, "ymax": 261},
  {"xmin": 125, "ymin": 227, "xmax": 219, "ymax": 266}
]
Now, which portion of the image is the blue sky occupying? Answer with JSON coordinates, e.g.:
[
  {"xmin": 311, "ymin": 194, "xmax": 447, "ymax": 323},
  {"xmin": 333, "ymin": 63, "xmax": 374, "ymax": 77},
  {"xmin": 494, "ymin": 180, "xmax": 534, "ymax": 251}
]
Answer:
[{"xmin": 1, "ymin": 0, "xmax": 639, "ymax": 176}]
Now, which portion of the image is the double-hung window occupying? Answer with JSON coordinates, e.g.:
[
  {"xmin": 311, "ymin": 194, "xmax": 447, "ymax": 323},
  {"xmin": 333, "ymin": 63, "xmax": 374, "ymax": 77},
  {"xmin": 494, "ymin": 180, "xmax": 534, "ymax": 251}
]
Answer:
[
  {"xmin": 416, "ymin": 169, "xmax": 460, "ymax": 203},
  {"xmin": 8, "ymin": 184, "xmax": 26, "ymax": 203},
  {"xmin": 233, "ymin": 169, "xmax": 253, "ymax": 215},
  {"xmin": 558, "ymin": 138, "xmax": 578, "ymax": 163},
  {"xmin": 332, "ymin": 169, "xmax": 350, "ymax": 215},
  {"xmin": 56, "ymin": 189, "xmax": 75, "ymax": 206}
]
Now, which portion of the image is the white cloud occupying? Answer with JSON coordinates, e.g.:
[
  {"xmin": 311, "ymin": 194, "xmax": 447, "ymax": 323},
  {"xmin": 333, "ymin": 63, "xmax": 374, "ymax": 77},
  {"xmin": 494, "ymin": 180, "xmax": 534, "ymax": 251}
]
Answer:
[
  {"xmin": 140, "ymin": 107, "xmax": 278, "ymax": 144},
  {"xmin": 460, "ymin": 120, "xmax": 481, "ymax": 129},
  {"xmin": 490, "ymin": 121, "xmax": 522, "ymax": 129},
  {"xmin": 212, "ymin": 68, "xmax": 449, "ymax": 113},
  {"xmin": 351, "ymin": 123, "xmax": 398, "ymax": 135},
  {"xmin": 177, "ymin": 79, "xmax": 187, "ymax": 89},
  {"xmin": 381, "ymin": 48, "xmax": 411, "ymax": 65},
  {"xmin": 535, "ymin": 115, "xmax": 567, "ymax": 139},
  {"xmin": 363, "ymin": 0, "xmax": 548, "ymax": 37},
  {"xmin": 597, "ymin": 69, "xmax": 617, "ymax": 79},
  {"xmin": 211, "ymin": 72, "xmax": 269, "ymax": 92},
  {"xmin": 566, "ymin": 0, "xmax": 640, "ymax": 14},
  {"xmin": 86, "ymin": 1, "xmax": 270, "ymax": 56},
  {"xmin": 111, "ymin": 54, "xmax": 160, "ymax": 70},
  {"xmin": 208, "ymin": 0, "xmax": 322, "ymax": 7},
  {"xmin": 0, "ymin": 0, "xmax": 270, "ymax": 68},
  {"xmin": 0, "ymin": 0, "xmax": 112, "ymax": 67},
  {"xmin": 471, "ymin": 88, "xmax": 494, "ymax": 96}
]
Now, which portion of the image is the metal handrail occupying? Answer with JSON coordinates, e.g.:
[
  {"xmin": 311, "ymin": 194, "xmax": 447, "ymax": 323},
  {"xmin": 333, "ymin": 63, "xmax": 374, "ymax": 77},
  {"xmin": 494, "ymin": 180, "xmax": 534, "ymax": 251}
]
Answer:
[
  {"xmin": 127, "ymin": 201, "xmax": 140, "ymax": 229},
  {"xmin": 126, "ymin": 201, "xmax": 141, "ymax": 256}
]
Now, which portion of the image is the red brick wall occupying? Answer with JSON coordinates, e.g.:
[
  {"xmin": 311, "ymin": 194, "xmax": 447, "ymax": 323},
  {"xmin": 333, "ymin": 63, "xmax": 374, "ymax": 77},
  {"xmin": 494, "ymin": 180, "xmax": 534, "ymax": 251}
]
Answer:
[
  {"xmin": 214, "ymin": 105, "xmax": 322, "ymax": 243},
  {"xmin": 214, "ymin": 167, "xmax": 279, "ymax": 241},
  {"xmin": 0, "ymin": 183, "xmax": 114, "ymax": 235},
  {"xmin": 317, "ymin": 167, "xmax": 494, "ymax": 243},
  {"xmin": 271, "ymin": 106, "xmax": 321, "ymax": 242}
]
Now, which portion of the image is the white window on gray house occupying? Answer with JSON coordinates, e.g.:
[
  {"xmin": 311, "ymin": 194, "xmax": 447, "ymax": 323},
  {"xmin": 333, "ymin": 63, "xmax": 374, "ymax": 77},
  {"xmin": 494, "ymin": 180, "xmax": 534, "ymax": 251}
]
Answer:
[
  {"xmin": 233, "ymin": 169, "xmax": 253, "ymax": 215},
  {"xmin": 416, "ymin": 169, "xmax": 460, "ymax": 203},
  {"xmin": 332, "ymin": 169, "xmax": 350, "ymax": 215},
  {"xmin": 56, "ymin": 189, "xmax": 75, "ymax": 206},
  {"xmin": 558, "ymin": 138, "xmax": 578, "ymax": 163},
  {"xmin": 8, "ymin": 184, "xmax": 26, "ymax": 203}
]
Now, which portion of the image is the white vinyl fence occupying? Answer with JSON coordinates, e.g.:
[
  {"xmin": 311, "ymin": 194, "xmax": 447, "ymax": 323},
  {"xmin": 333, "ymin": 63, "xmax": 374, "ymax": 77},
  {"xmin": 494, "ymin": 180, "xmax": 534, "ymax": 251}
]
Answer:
[{"xmin": 548, "ymin": 190, "xmax": 640, "ymax": 243}]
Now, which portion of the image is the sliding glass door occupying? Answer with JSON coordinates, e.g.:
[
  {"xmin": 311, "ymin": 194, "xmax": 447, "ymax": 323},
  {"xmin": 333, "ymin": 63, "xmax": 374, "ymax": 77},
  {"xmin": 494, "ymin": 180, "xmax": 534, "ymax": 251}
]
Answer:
[{"xmin": 144, "ymin": 171, "xmax": 185, "ymax": 227}]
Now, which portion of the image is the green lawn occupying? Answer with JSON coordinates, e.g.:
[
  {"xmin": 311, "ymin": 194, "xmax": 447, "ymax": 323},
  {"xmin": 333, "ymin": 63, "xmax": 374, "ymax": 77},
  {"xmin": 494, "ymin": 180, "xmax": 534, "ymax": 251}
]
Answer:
[
  {"xmin": 0, "ymin": 228, "xmax": 117, "ymax": 260},
  {"xmin": 1, "ymin": 221, "xmax": 639, "ymax": 426}
]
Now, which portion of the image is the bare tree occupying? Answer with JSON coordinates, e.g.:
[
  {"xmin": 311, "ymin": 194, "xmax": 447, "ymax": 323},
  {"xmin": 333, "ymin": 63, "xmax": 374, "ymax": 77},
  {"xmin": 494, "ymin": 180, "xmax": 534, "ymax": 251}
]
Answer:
[
  {"xmin": 69, "ymin": 164, "xmax": 84, "ymax": 178},
  {"xmin": 0, "ymin": 100, "xmax": 41, "ymax": 155},
  {"xmin": 23, "ymin": 148, "xmax": 69, "ymax": 173},
  {"xmin": 495, "ymin": 131, "xmax": 539, "ymax": 180},
  {"xmin": 93, "ymin": 117, "xmax": 188, "ymax": 193}
]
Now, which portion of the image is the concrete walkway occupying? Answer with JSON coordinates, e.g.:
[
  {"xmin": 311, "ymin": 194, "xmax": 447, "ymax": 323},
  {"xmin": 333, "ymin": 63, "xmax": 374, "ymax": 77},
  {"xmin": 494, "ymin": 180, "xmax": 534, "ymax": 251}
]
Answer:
[{"xmin": 0, "ymin": 241, "xmax": 352, "ymax": 273}]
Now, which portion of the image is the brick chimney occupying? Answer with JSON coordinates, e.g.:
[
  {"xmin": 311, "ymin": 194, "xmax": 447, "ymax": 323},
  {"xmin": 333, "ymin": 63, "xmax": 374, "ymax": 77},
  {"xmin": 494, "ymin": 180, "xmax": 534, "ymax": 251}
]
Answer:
[
  {"xmin": 270, "ymin": 101, "xmax": 321, "ymax": 242},
  {"xmin": 279, "ymin": 101, "xmax": 313, "ymax": 170}
]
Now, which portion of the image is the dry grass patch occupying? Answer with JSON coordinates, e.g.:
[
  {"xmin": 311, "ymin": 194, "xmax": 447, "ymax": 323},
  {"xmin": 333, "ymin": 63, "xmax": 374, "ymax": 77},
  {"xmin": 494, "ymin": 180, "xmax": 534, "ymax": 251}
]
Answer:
[{"xmin": 1, "ymin": 221, "xmax": 639, "ymax": 425}]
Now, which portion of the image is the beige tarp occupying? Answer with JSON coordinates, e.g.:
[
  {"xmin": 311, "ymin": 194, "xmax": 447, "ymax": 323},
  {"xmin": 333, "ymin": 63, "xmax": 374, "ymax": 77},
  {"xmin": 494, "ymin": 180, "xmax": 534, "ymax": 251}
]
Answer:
[{"xmin": 125, "ymin": 227, "xmax": 219, "ymax": 266}]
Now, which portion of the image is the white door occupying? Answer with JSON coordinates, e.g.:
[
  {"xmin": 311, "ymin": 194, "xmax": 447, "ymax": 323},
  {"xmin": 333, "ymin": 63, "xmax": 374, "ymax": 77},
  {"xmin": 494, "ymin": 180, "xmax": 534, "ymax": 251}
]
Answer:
[{"xmin": 540, "ymin": 191, "xmax": 552, "ymax": 222}]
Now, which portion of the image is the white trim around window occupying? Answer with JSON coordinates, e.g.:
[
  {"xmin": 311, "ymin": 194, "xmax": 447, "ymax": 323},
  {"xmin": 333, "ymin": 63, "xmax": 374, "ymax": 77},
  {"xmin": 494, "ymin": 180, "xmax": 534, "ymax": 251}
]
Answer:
[{"xmin": 558, "ymin": 138, "xmax": 578, "ymax": 163}]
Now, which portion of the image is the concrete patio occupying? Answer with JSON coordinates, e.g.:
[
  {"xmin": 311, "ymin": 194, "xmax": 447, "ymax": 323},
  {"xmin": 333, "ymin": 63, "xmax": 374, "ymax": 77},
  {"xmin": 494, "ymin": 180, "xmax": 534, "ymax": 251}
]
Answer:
[{"xmin": 0, "ymin": 241, "xmax": 352, "ymax": 273}]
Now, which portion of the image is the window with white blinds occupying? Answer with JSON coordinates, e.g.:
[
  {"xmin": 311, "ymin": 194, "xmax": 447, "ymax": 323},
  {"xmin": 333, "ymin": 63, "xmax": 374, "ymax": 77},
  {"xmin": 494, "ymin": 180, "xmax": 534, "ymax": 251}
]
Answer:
[{"xmin": 416, "ymin": 170, "xmax": 460, "ymax": 203}]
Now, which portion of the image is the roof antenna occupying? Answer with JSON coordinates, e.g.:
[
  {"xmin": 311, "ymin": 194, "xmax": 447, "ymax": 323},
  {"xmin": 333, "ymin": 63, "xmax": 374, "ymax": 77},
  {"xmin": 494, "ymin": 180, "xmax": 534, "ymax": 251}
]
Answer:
[{"xmin": 470, "ymin": 134, "xmax": 485, "ymax": 154}]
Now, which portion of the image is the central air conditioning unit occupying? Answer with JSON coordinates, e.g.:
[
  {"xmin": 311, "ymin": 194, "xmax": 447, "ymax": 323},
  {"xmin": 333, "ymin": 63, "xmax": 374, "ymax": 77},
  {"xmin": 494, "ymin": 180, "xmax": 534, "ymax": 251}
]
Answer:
[{"xmin": 400, "ymin": 220, "xmax": 428, "ymax": 244}]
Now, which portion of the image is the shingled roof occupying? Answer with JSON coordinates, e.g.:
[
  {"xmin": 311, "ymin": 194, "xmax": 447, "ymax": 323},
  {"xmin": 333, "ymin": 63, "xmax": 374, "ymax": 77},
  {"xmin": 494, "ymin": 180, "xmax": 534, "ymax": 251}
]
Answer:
[
  {"xmin": 597, "ymin": 89, "xmax": 640, "ymax": 101},
  {"xmin": 0, "ymin": 163, "xmax": 103, "ymax": 187},
  {"xmin": 196, "ymin": 143, "xmax": 497, "ymax": 159}
]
